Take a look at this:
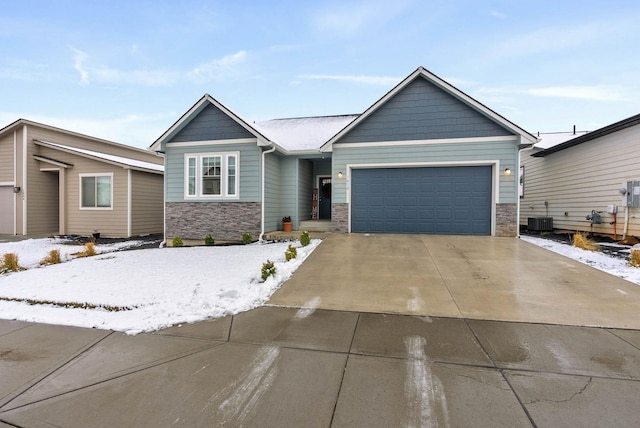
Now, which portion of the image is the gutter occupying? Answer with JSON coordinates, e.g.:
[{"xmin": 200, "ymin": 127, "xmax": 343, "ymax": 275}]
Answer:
[{"xmin": 259, "ymin": 145, "xmax": 277, "ymax": 241}]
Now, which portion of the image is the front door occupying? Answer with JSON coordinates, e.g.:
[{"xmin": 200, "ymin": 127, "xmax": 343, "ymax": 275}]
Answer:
[{"xmin": 318, "ymin": 176, "xmax": 331, "ymax": 220}]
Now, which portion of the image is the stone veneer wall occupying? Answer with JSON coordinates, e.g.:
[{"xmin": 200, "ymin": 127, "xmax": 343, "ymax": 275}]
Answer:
[
  {"xmin": 331, "ymin": 203, "xmax": 349, "ymax": 233},
  {"xmin": 166, "ymin": 202, "xmax": 261, "ymax": 242},
  {"xmin": 495, "ymin": 203, "xmax": 517, "ymax": 237},
  {"xmin": 330, "ymin": 202, "xmax": 517, "ymax": 236}
]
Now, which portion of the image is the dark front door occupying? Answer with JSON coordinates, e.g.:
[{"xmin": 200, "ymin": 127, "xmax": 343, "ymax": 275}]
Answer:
[{"xmin": 318, "ymin": 176, "xmax": 331, "ymax": 219}]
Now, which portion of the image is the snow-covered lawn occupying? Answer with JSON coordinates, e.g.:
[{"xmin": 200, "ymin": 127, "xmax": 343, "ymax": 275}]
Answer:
[{"xmin": 0, "ymin": 238, "xmax": 320, "ymax": 334}]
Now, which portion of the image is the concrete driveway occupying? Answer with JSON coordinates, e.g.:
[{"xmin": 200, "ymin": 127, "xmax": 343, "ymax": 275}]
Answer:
[{"xmin": 269, "ymin": 233, "xmax": 640, "ymax": 329}]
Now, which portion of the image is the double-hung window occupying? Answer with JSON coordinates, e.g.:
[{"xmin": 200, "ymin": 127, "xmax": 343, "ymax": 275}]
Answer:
[
  {"xmin": 80, "ymin": 173, "xmax": 113, "ymax": 209},
  {"xmin": 185, "ymin": 152, "xmax": 239, "ymax": 199}
]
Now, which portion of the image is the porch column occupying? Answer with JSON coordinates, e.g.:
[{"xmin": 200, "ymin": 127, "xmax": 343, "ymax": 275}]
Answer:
[{"xmin": 58, "ymin": 168, "xmax": 66, "ymax": 235}]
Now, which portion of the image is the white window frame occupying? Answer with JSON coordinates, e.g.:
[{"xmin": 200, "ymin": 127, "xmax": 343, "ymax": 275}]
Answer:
[
  {"xmin": 79, "ymin": 173, "xmax": 114, "ymax": 210},
  {"xmin": 184, "ymin": 152, "xmax": 239, "ymax": 199}
]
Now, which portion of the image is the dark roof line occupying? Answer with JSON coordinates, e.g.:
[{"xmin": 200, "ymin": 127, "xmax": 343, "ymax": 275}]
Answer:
[
  {"xmin": 260, "ymin": 113, "xmax": 360, "ymax": 122},
  {"xmin": 532, "ymin": 113, "xmax": 640, "ymax": 157}
]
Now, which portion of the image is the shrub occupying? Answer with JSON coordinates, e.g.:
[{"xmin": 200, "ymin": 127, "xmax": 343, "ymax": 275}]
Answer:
[
  {"xmin": 204, "ymin": 234, "xmax": 215, "ymax": 246},
  {"xmin": 300, "ymin": 231, "xmax": 311, "ymax": 247},
  {"xmin": 75, "ymin": 242, "xmax": 97, "ymax": 258},
  {"xmin": 572, "ymin": 232, "xmax": 598, "ymax": 251},
  {"xmin": 242, "ymin": 232, "xmax": 253, "ymax": 245},
  {"xmin": 261, "ymin": 260, "xmax": 276, "ymax": 281},
  {"xmin": 285, "ymin": 244, "xmax": 297, "ymax": 261},
  {"xmin": 0, "ymin": 253, "xmax": 25, "ymax": 274},
  {"xmin": 630, "ymin": 248, "xmax": 640, "ymax": 268},
  {"xmin": 172, "ymin": 236, "xmax": 184, "ymax": 247},
  {"xmin": 40, "ymin": 249, "xmax": 62, "ymax": 266}
]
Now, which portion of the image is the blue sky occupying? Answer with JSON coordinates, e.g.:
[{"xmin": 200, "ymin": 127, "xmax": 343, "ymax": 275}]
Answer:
[{"xmin": 2, "ymin": 1, "xmax": 639, "ymax": 148}]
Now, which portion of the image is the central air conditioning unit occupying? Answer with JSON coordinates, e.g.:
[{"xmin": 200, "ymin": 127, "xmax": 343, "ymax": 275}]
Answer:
[{"xmin": 528, "ymin": 217, "xmax": 553, "ymax": 232}]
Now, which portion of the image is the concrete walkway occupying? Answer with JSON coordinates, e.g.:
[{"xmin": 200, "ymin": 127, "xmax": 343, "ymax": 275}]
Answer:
[
  {"xmin": 270, "ymin": 233, "xmax": 640, "ymax": 329},
  {"xmin": 1, "ymin": 308, "xmax": 640, "ymax": 427}
]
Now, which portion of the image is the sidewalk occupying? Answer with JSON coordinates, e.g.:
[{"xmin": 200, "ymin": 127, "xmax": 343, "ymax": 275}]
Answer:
[{"xmin": 2, "ymin": 306, "xmax": 640, "ymax": 427}]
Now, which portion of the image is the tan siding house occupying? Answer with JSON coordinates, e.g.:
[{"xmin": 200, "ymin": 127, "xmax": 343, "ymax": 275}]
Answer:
[
  {"xmin": 520, "ymin": 114, "xmax": 640, "ymax": 238},
  {"xmin": 0, "ymin": 119, "xmax": 164, "ymax": 238}
]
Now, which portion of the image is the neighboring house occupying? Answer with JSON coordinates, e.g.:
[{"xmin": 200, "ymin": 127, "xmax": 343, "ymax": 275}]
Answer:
[
  {"xmin": 520, "ymin": 113, "xmax": 640, "ymax": 238},
  {"xmin": 150, "ymin": 66, "xmax": 537, "ymax": 242},
  {"xmin": 0, "ymin": 119, "xmax": 164, "ymax": 238}
]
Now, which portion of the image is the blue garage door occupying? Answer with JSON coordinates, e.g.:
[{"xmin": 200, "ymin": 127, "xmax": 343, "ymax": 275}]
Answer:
[{"xmin": 351, "ymin": 166, "xmax": 492, "ymax": 235}]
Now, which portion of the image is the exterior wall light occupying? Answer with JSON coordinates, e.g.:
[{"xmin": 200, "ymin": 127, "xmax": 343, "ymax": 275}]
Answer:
[
  {"xmin": 337, "ymin": 171, "xmax": 343, "ymax": 178},
  {"xmin": 13, "ymin": 186, "xmax": 20, "ymax": 193},
  {"xmin": 504, "ymin": 168, "xmax": 512, "ymax": 176}
]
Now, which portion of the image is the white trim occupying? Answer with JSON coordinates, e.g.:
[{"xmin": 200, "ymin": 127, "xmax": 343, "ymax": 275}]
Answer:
[
  {"xmin": 345, "ymin": 160, "xmax": 500, "ymax": 236},
  {"xmin": 22, "ymin": 125, "xmax": 27, "ymax": 235},
  {"xmin": 334, "ymin": 135, "xmax": 517, "ymax": 149},
  {"xmin": 127, "ymin": 169, "xmax": 132, "ymax": 237},
  {"xmin": 59, "ymin": 168, "xmax": 66, "ymax": 235},
  {"xmin": 183, "ymin": 151, "xmax": 240, "ymax": 200},
  {"xmin": 13, "ymin": 130, "xmax": 17, "ymax": 235},
  {"xmin": 79, "ymin": 173, "xmax": 114, "ymax": 210},
  {"xmin": 166, "ymin": 138, "xmax": 257, "ymax": 148},
  {"xmin": 0, "ymin": 181, "xmax": 14, "ymax": 186}
]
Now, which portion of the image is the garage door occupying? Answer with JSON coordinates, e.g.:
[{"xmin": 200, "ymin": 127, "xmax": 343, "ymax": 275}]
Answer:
[
  {"xmin": 351, "ymin": 166, "xmax": 492, "ymax": 235},
  {"xmin": 0, "ymin": 186, "xmax": 13, "ymax": 234}
]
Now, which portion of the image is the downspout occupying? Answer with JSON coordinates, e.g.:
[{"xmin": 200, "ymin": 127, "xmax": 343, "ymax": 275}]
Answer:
[
  {"xmin": 259, "ymin": 145, "xmax": 276, "ymax": 242},
  {"xmin": 516, "ymin": 144, "xmax": 535, "ymax": 238}
]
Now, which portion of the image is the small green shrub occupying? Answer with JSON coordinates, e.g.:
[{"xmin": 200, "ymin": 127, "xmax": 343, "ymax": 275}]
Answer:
[
  {"xmin": 172, "ymin": 236, "xmax": 184, "ymax": 247},
  {"xmin": 242, "ymin": 232, "xmax": 253, "ymax": 245},
  {"xmin": 261, "ymin": 260, "xmax": 276, "ymax": 281},
  {"xmin": 285, "ymin": 244, "xmax": 297, "ymax": 261},
  {"xmin": 40, "ymin": 249, "xmax": 62, "ymax": 266},
  {"xmin": 204, "ymin": 234, "xmax": 215, "ymax": 246},
  {"xmin": 300, "ymin": 231, "xmax": 311, "ymax": 247},
  {"xmin": 1, "ymin": 253, "xmax": 25, "ymax": 274}
]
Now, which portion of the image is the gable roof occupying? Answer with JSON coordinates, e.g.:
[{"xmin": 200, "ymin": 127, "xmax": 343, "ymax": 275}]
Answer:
[
  {"xmin": 254, "ymin": 115, "xmax": 359, "ymax": 152},
  {"xmin": 149, "ymin": 94, "xmax": 278, "ymax": 152},
  {"xmin": 532, "ymin": 113, "xmax": 640, "ymax": 157},
  {"xmin": 34, "ymin": 140, "xmax": 164, "ymax": 174},
  {"xmin": 321, "ymin": 66, "xmax": 538, "ymax": 151},
  {"xmin": 0, "ymin": 118, "xmax": 157, "ymax": 157}
]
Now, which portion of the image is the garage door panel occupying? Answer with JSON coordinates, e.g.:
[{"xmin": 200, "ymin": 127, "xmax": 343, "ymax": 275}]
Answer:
[
  {"xmin": 0, "ymin": 187, "xmax": 14, "ymax": 234},
  {"xmin": 351, "ymin": 166, "xmax": 492, "ymax": 235}
]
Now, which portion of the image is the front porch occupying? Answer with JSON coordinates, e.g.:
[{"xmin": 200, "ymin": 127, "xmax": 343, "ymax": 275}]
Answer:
[{"xmin": 263, "ymin": 219, "xmax": 331, "ymax": 241}]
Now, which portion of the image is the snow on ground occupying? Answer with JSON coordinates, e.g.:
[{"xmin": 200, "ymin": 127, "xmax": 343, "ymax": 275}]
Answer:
[
  {"xmin": 0, "ymin": 238, "xmax": 320, "ymax": 334},
  {"xmin": 520, "ymin": 235, "xmax": 640, "ymax": 285}
]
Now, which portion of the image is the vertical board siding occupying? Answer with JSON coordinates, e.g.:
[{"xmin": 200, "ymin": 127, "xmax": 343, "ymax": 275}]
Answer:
[
  {"xmin": 264, "ymin": 153, "xmax": 281, "ymax": 232},
  {"xmin": 332, "ymin": 140, "xmax": 517, "ymax": 203},
  {"xmin": 339, "ymin": 77, "xmax": 513, "ymax": 143},
  {"xmin": 130, "ymin": 170, "xmax": 164, "ymax": 236},
  {"xmin": 26, "ymin": 140, "xmax": 59, "ymax": 235},
  {"xmin": 164, "ymin": 143, "xmax": 261, "ymax": 202},
  {"xmin": 520, "ymin": 126, "xmax": 640, "ymax": 236},
  {"xmin": 170, "ymin": 104, "xmax": 254, "ymax": 142},
  {"xmin": 279, "ymin": 157, "xmax": 298, "ymax": 226},
  {"xmin": 0, "ymin": 133, "xmax": 14, "ymax": 182},
  {"xmin": 298, "ymin": 159, "xmax": 313, "ymax": 222}
]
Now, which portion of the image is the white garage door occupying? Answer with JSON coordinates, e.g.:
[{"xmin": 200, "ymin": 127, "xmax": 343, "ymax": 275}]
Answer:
[{"xmin": 0, "ymin": 187, "xmax": 14, "ymax": 234}]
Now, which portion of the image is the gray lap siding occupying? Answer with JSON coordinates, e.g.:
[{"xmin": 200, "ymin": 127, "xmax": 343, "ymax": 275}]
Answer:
[{"xmin": 166, "ymin": 201, "xmax": 261, "ymax": 242}]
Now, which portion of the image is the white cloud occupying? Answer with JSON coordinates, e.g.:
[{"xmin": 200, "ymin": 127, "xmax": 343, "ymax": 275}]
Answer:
[
  {"xmin": 298, "ymin": 74, "xmax": 400, "ymax": 86},
  {"xmin": 71, "ymin": 47, "xmax": 89, "ymax": 85},
  {"xmin": 188, "ymin": 50, "xmax": 247, "ymax": 81},
  {"xmin": 69, "ymin": 48, "xmax": 248, "ymax": 87},
  {"xmin": 477, "ymin": 85, "xmax": 628, "ymax": 102},
  {"xmin": 489, "ymin": 10, "xmax": 507, "ymax": 20}
]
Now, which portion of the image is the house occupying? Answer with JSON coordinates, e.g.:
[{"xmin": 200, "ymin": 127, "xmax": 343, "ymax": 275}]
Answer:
[
  {"xmin": 0, "ymin": 119, "xmax": 164, "ymax": 238},
  {"xmin": 150, "ymin": 67, "xmax": 537, "ymax": 243},
  {"xmin": 520, "ymin": 113, "xmax": 640, "ymax": 238}
]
